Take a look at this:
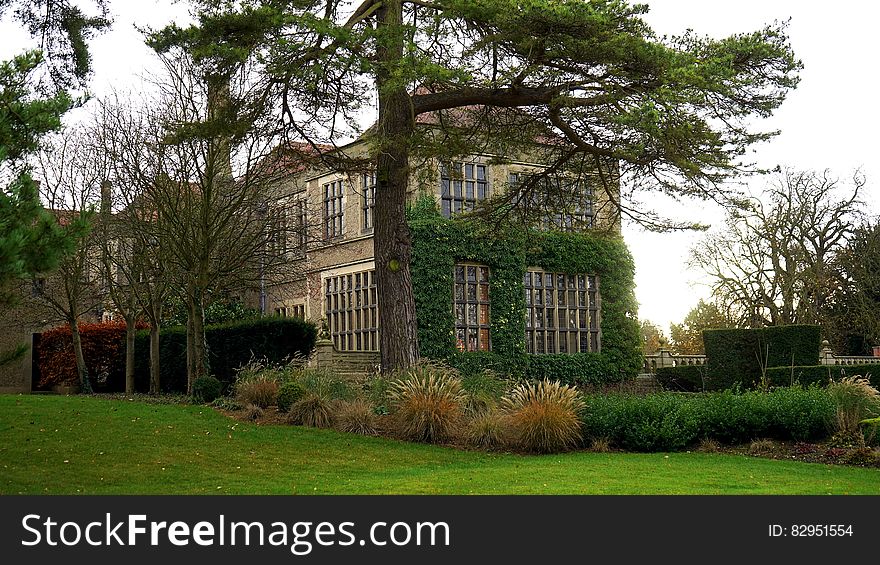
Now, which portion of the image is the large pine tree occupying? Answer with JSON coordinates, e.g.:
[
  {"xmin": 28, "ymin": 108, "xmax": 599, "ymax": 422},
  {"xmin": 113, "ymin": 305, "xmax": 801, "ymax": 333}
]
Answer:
[{"xmin": 154, "ymin": 0, "xmax": 801, "ymax": 371}]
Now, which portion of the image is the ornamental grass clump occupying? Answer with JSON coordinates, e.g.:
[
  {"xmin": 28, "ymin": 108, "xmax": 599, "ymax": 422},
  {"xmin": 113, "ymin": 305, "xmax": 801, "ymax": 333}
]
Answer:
[
  {"xmin": 334, "ymin": 399, "xmax": 381, "ymax": 436},
  {"xmin": 827, "ymin": 375, "xmax": 880, "ymax": 446},
  {"xmin": 388, "ymin": 363, "xmax": 466, "ymax": 443},
  {"xmin": 234, "ymin": 374, "xmax": 280, "ymax": 409},
  {"xmin": 461, "ymin": 370, "xmax": 507, "ymax": 416},
  {"xmin": 502, "ymin": 380, "xmax": 585, "ymax": 453},
  {"xmin": 287, "ymin": 394, "xmax": 335, "ymax": 428},
  {"xmin": 298, "ymin": 368, "xmax": 355, "ymax": 401},
  {"xmin": 242, "ymin": 403, "xmax": 264, "ymax": 422},
  {"xmin": 234, "ymin": 360, "xmax": 282, "ymax": 408},
  {"xmin": 466, "ymin": 410, "xmax": 506, "ymax": 448}
]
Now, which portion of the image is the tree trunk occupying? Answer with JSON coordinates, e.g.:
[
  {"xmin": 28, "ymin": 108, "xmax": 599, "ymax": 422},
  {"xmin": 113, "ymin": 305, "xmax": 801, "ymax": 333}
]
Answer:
[
  {"xmin": 124, "ymin": 312, "xmax": 136, "ymax": 394},
  {"xmin": 149, "ymin": 324, "xmax": 161, "ymax": 394},
  {"xmin": 186, "ymin": 286, "xmax": 208, "ymax": 394},
  {"xmin": 186, "ymin": 298, "xmax": 195, "ymax": 390},
  {"xmin": 146, "ymin": 297, "xmax": 162, "ymax": 394},
  {"xmin": 69, "ymin": 317, "xmax": 92, "ymax": 393},
  {"xmin": 374, "ymin": 0, "xmax": 420, "ymax": 372}
]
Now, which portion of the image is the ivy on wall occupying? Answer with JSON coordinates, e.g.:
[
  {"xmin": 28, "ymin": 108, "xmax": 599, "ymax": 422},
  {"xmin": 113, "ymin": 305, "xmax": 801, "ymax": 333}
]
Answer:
[{"xmin": 408, "ymin": 198, "xmax": 642, "ymax": 384}]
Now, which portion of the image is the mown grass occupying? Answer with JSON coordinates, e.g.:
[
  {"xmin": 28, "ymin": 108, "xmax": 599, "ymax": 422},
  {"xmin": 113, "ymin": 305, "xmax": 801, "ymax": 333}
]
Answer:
[{"xmin": 1, "ymin": 395, "xmax": 879, "ymax": 494}]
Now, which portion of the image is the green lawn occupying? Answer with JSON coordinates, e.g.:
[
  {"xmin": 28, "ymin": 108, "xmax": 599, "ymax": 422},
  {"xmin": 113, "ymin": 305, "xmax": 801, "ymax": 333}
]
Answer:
[{"xmin": 1, "ymin": 395, "xmax": 878, "ymax": 494}]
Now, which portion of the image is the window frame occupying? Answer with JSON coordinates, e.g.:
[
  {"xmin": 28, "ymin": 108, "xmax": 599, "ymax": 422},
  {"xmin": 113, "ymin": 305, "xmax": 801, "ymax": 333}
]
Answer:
[
  {"xmin": 362, "ymin": 172, "xmax": 376, "ymax": 232},
  {"xmin": 524, "ymin": 270, "xmax": 601, "ymax": 355},
  {"xmin": 508, "ymin": 170, "xmax": 595, "ymax": 230},
  {"xmin": 453, "ymin": 263, "xmax": 491, "ymax": 352},
  {"xmin": 325, "ymin": 269, "xmax": 379, "ymax": 352},
  {"xmin": 322, "ymin": 179, "xmax": 345, "ymax": 240},
  {"xmin": 440, "ymin": 162, "xmax": 489, "ymax": 218}
]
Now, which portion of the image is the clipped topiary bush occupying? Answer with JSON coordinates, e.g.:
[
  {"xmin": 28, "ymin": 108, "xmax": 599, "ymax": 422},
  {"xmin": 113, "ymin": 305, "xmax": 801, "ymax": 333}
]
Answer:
[
  {"xmin": 501, "ymin": 380, "xmax": 585, "ymax": 453},
  {"xmin": 580, "ymin": 393, "xmax": 701, "ymax": 452},
  {"xmin": 192, "ymin": 376, "xmax": 222, "ymax": 404},
  {"xmin": 524, "ymin": 353, "xmax": 617, "ymax": 386},
  {"xmin": 277, "ymin": 381, "xmax": 306, "ymax": 413}
]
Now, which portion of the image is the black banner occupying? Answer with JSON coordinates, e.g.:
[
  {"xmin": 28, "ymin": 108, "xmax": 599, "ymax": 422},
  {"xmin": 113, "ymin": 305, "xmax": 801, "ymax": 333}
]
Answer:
[{"xmin": 1, "ymin": 496, "xmax": 875, "ymax": 563}]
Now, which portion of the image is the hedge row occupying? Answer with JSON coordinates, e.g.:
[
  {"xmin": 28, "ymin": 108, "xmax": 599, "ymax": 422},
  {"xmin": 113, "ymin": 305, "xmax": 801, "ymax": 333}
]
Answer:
[
  {"xmin": 35, "ymin": 322, "xmax": 148, "ymax": 390},
  {"xmin": 656, "ymin": 363, "xmax": 880, "ymax": 393},
  {"xmin": 581, "ymin": 387, "xmax": 835, "ymax": 452},
  {"xmin": 703, "ymin": 325, "xmax": 821, "ymax": 390},
  {"xmin": 654, "ymin": 365, "xmax": 706, "ymax": 392},
  {"xmin": 446, "ymin": 351, "xmax": 619, "ymax": 386},
  {"xmin": 763, "ymin": 364, "xmax": 880, "ymax": 389},
  {"xmin": 134, "ymin": 317, "xmax": 318, "ymax": 393}
]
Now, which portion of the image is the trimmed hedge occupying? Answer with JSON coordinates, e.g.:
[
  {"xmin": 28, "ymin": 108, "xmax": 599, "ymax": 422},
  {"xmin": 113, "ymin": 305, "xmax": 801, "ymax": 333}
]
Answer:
[
  {"xmin": 134, "ymin": 317, "xmax": 317, "ymax": 393},
  {"xmin": 409, "ymin": 198, "xmax": 641, "ymax": 385},
  {"xmin": 655, "ymin": 365, "xmax": 707, "ymax": 392},
  {"xmin": 764, "ymin": 364, "xmax": 880, "ymax": 389},
  {"xmin": 446, "ymin": 350, "xmax": 617, "ymax": 386},
  {"xmin": 580, "ymin": 387, "xmax": 834, "ymax": 452},
  {"xmin": 703, "ymin": 325, "xmax": 820, "ymax": 390}
]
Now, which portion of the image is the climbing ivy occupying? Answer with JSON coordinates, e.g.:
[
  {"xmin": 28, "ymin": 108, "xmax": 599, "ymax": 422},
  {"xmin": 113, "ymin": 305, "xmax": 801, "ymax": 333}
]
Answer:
[{"xmin": 409, "ymin": 199, "xmax": 642, "ymax": 384}]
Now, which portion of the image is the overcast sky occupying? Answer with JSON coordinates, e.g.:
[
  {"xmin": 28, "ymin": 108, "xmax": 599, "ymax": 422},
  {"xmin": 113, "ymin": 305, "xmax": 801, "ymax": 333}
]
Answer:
[{"xmin": 3, "ymin": 1, "xmax": 878, "ymax": 334}]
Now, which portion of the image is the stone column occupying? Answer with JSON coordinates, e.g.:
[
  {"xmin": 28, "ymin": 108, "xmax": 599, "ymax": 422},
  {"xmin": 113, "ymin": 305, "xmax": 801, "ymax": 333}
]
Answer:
[{"xmin": 819, "ymin": 340, "xmax": 835, "ymax": 366}]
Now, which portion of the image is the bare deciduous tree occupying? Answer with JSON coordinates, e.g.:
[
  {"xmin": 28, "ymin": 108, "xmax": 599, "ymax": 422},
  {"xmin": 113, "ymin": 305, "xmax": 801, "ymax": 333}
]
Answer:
[
  {"xmin": 692, "ymin": 169, "xmax": 864, "ymax": 328},
  {"xmin": 94, "ymin": 51, "xmax": 305, "ymax": 393},
  {"xmin": 31, "ymin": 128, "xmax": 108, "ymax": 392}
]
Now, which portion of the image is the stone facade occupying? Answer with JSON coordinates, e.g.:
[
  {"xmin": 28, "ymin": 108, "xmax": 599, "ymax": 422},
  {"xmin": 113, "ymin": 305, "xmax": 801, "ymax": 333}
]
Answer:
[
  {"xmin": 0, "ymin": 250, "xmax": 108, "ymax": 393},
  {"xmin": 266, "ymin": 137, "xmax": 621, "ymax": 357},
  {"xmin": 0, "ymin": 297, "xmax": 42, "ymax": 393}
]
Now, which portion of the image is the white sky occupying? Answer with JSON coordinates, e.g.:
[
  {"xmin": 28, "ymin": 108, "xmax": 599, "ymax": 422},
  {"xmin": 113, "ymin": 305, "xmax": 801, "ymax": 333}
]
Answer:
[{"xmin": 3, "ymin": 1, "xmax": 879, "ymax": 334}]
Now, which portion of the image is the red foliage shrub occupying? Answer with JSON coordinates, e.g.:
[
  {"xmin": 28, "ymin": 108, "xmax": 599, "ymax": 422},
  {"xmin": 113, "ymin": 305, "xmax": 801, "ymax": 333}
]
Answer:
[{"xmin": 37, "ymin": 321, "xmax": 148, "ymax": 389}]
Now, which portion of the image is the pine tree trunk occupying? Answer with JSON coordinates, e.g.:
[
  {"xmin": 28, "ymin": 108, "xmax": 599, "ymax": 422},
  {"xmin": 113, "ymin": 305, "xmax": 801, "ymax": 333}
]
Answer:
[
  {"xmin": 374, "ymin": 0, "xmax": 420, "ymax": 372},
  {"xmin": 69, "ymin": 317, "xmax": 92, "ymax": 393},
  {"xmin": 124, "ymin": 313, "xmax": 136, "ymax": 394}
]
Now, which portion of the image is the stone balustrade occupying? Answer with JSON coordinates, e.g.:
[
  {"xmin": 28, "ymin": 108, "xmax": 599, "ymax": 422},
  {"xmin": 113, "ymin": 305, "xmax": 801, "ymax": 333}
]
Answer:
[
  {"xmin": 819, "ymin": 340, "xmax": 879, "ymax": 366},
  {"xmin": 643, "ymin": 350, "xmax": 707, "ymax": 373},
  {"xmin": 643, "ymin": 339, "xmax": 880, "ymax": 374}
]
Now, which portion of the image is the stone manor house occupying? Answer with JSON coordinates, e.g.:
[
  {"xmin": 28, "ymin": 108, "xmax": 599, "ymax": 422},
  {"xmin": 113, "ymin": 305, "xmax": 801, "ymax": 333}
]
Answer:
[
  {"xmin": 262, "ymin": 136, "xmax": 627, "ymax": 364},
  {"xmin": 0, "ymin": 129, "xmax": 637, "ymax": 393}
]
